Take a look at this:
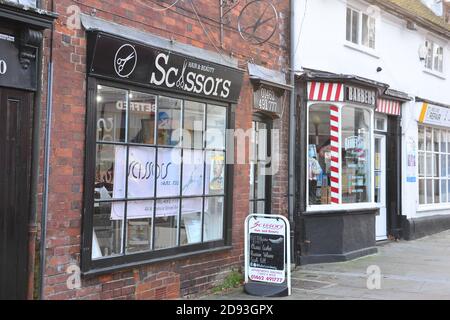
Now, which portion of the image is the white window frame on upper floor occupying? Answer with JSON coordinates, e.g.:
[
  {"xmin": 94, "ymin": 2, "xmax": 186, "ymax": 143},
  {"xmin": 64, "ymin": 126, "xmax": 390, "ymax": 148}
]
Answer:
[
  {"xmin": 423, "ymin": 37, "xmax": 445, "ymax": 76},
  {"xmin": 345, "ymin": 4, "xmax": 377, "ymax": 53}
]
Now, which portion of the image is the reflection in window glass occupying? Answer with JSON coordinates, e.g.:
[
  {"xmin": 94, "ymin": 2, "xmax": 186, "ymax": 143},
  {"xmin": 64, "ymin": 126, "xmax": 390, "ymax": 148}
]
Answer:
[
  {"xmin": 156, "ymin": 148, "xmax": 181, "ymax": 197},
  {"xmin": 126, "ymin": 203, "xmax": 153, "ymax": 254},
  {"xmin": 154, "ymin": 199, "xmax": 179, "ymax": 250},
  {"xmin": 418, "ymin": 126, "xmax": 424, "ymax": 151},
  {"xmin": 182, "ymin": 149, "xmax": 204, "ymax": 196},
  {"xmin": 206, "ymin": 105, "xmax": 226, "ymax": 150},
  {"xmin": 184, "ymin": 101, "xmax": 205, "ymax": 149},
  {"xmin": 127, "ymin": 147, "xmax": 156, "ymax": 199},
  {"xmin": 157, "ymin": 96, "xmax": 181, "ymax": 146},
  {"xmin": 203, "ymin": 197, "xmax": 224, "ymax": 242},
  {"xmin": 308, "ymin": 105, "xmax": 331, "ymax": 205},
  {"xmin": 180, "ymin": 198, "xmax": 203, "ymax": 245},
  {"xmin": 419, "ymin": 179, "xmax": 425, "ymax": 205},
  {"xmin": 95, "ymin": 144, "xmax": 125, "ymax": 200},
  {"xmin": 92, "ymin": 202, "xmax": 123, "ymax": 259},
  {"xmin": 96, "ymin": 86, "xmax": 127, "ymax": 142},
  {"xmin": 128, "ymin": 92, "xmax": 157, "ymax": 144},
  {"xmin": 341, "ymin": 106, "xmax": 371, "ymax": 204}
]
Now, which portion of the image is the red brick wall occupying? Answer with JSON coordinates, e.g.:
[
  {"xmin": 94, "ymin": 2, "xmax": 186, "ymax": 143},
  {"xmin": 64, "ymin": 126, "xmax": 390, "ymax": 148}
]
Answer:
[{"xmin": 37, "ymin": 0, "xmax": 291, "ymax": 300}]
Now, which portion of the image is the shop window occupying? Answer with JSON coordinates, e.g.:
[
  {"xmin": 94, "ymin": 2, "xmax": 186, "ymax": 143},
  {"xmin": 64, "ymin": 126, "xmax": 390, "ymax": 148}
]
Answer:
[
  {"xmin": 341, "ymin": 106, "xmax": 371, "ymax": 203},
  {"xmin": 308, "ymin": 105, "xmax": 332, "ymax": 205},
  {"xmin": 346, "ymin": 7, "xmax": 376, "ymax": 49},
  {"xmin": 249, "ymin": 119, "xmax": 272, "ymax": 213},
  {"xmin": 418, "ymin": 126, "xmax": 450, "ymax": 205},
  {"xmin": 307, "ymin": 104, "xmax": 373, "ymax": 207},
  {"xmin": 89, "ymin": 84, "xmax": 229, "ymax": 267}
]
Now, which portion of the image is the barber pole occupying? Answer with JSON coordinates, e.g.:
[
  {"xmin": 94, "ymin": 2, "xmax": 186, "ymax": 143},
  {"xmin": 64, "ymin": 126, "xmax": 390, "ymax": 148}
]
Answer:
[{"xmin": 330, "ymin": 105, "xmax": 340, "ymax": 204}]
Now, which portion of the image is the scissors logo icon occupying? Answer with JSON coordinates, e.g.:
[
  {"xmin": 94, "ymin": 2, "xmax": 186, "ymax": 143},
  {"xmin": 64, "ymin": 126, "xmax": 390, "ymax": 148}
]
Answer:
[{"xmin": 114, "ymin": 44, "xmax": 137, "ymax": 78}]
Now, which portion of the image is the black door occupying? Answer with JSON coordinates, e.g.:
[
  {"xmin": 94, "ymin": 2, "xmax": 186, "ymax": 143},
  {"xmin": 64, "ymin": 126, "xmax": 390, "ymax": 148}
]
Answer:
[{"xmin": 0, "ymin": 88, "xmax": 34, "ymax": 300}]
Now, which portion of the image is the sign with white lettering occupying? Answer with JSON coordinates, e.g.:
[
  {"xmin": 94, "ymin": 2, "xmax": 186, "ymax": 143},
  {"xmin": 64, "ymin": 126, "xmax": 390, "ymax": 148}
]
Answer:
[
  {"xmin": 418, "ymin": 102, "xmax": 450, "ymax": 127},
  {"xmin": 246, "ymin": 215, "xmax": 289, "ymax": 285},
  {"xmin": 253, "ymin": 86, "xmax": 282, "ymax": 115},
  {"xmin": 88, "ymin": 32, "xmax": 244, "ymax": 103},
  {"xmin": 345, "ymin": 86, "xmax": 376, "ymax": 107}
]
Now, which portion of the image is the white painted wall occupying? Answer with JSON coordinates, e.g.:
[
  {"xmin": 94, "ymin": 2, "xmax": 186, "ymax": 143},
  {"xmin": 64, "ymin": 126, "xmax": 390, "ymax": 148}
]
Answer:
[{"xmin": 293, "ymin": 0, "xmax": 450, "ymax": 219}]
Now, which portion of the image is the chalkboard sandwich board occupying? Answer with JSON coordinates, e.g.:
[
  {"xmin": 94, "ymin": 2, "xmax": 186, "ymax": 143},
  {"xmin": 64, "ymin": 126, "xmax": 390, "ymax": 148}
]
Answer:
[{"xmin": 244, "ymin": 214, "xmax": 291, "ymax": 297}]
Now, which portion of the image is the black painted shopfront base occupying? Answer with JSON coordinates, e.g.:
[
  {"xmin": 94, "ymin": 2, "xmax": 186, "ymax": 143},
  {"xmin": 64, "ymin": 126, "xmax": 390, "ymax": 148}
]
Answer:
[
  {"xmin": 298, "ymin": 209, "xmax": 378, "ymax": 265},
  {"xmin": 244, "ymin": 282, "xmax": 289, "ymax": 297},
  {"xmin": 401, "ymin": 215, "xmax": 450, "ymax": 241}
]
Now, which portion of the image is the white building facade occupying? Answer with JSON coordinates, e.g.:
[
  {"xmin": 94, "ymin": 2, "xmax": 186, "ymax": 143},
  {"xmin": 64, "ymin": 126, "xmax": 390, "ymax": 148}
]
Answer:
[{"xmin": 293, "ymin": 0, "xmax": 450, "ymax": 264}]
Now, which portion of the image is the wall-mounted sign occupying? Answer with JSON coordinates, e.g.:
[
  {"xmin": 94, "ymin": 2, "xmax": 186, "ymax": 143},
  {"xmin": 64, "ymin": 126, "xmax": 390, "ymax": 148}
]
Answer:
[
  {"xmin": 406, "ymin": 137, "xmax": 417, "ymax": 183},
  {"xmin": 0, "ymin": 34, "xmax": 37, "ymax": 91},
  {"xmin": 88, "ymin": 32, "xmax": 244, "ymax": 103},
  {"xmin": 418, "ymin": 102, "xmax": 450, "ymax": 127},
  {"xmin": 254, "ymin": 86, "xmax": 282, "ymax": 115},
  {"xmin": 345, "ymin": 86, "xmax": 376, "ymax": 107},
  {"xmin": 244, "ymin": 214, "xmax": 291, "ymax": 297}
]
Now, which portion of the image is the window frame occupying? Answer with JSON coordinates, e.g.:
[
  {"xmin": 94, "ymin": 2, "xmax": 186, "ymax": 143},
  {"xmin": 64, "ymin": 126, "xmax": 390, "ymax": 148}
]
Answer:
[
  {"xmin": 418, "ymin": 125, "xmax": 450, "ymax": 208},
  {"xmin": 424, "ymin": 39, "xmax": 444, "ymax": 74},
  {"xmin": 346, "ymin": 6, "xmax": 377, "ymax": 50},
  {"xmin": 81, "ymin": 77, "xmax": 234, "ymax": 274},
  {"xmin": 306, "ymin": 101, "xmax": 376, "ymax": 212}
]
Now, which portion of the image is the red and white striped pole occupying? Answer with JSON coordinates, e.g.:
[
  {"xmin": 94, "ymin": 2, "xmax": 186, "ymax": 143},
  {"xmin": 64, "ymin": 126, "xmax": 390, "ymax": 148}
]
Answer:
[{"xmin": 330, "ymin": 105, "xmax": 340, "ymax": 204}]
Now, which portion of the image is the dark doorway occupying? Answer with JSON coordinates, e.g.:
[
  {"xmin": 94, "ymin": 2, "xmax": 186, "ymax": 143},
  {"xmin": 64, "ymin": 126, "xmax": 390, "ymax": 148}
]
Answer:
[{"xmin": 0, "ymin": 88, "xmax": 34, "ymax": 300}]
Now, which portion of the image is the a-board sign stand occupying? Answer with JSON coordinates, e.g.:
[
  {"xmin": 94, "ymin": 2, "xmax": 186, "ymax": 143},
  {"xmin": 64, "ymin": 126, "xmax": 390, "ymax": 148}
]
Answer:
[{"xmin": 244, "ymin": 214, "xmax": 291, "ymax": 297}]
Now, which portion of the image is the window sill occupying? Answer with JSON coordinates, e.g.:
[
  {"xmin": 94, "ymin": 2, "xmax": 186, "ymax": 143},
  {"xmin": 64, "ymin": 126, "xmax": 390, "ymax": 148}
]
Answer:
[
  {"xmin": 417, "ymin": 204, "xmax": 450, "ymax": 213},
  {"xmin": 423, "ymin": 68, "xmax": 446, "ymax": 80},
  {"xmin": 305, "ymin": 203, "xmax": 379, "ymax": 214},
  {"xmin": 344, "ymin": 42, "xmax": 380, "ymax": 59},
  {"xmin": 82, "ymin": 245, "xmax": 233, "ymax": 277}
]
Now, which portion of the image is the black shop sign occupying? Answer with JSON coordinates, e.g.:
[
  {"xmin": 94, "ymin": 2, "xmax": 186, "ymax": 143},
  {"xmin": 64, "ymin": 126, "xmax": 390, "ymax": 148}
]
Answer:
[
  {"xmin": 0, "ymin": 34, "xmax": 37, "ymax": 91},
  {"xmin": 88, "ymin": 32, "xmax": 244, "ymax": 103},
  {"xmin": 345, "ymin": 85, "xmax": 377, "ymax": 107}
]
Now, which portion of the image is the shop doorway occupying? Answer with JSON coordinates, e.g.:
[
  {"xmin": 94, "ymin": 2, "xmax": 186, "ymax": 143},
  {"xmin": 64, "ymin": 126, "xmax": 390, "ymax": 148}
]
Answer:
[
  {"xmin": 375, "ymin": 134, "xmax": 387, "ymax": 241},
  {"xmin": 0, "ymin": 88, "xmax": 34, "ymax": 300},
  {"xmin": 249, "ymin": 116, "xmax": 272, "ymax": 214}
]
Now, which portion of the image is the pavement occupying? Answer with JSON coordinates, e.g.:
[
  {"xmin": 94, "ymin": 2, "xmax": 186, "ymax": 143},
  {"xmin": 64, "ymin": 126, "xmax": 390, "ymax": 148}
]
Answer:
[{"xmin": 204, "ymin": 230, "xmax": 450, "ymax": 300}]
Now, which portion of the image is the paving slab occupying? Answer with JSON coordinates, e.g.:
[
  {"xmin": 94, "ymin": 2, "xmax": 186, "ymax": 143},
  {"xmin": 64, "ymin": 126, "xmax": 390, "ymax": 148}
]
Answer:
[{"xmin": 202, "ymin": 230, "xmax": 450, "ymax": 300}]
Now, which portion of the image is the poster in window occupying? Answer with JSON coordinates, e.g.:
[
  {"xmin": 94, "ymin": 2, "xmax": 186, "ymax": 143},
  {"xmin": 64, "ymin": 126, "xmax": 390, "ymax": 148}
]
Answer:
[
  {"xmin": 111, "ymin": 147, "xmax": 202, "ymax": 219},
  {"xmin": 209, "ymin": 153, "xmax": 225, "ymax": 192}
]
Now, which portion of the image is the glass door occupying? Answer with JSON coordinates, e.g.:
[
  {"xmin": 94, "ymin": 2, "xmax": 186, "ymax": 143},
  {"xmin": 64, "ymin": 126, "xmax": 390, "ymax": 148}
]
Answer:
[
  {"xmin": 375, "ymin": 135, "xmax": 387, "ymax": 240},
  {"xmin": 249, "ymin": 119, "xmax": 271, "ymax": 214}
]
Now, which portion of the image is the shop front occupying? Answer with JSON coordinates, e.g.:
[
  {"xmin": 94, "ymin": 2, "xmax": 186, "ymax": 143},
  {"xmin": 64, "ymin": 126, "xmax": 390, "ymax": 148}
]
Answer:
[
  {"xmin": 0, "ymin": 2, "xmax": 55, "ymax": 300},
  {"xmin": 81, "ymin": 30, "xmax": 244, "ymax": 273},
  {"xmin": 401, "ymin": 99, "xmax": 450, "ymax": 240},
  {"xmin": 248, "ymin": 63, "xmax": 292, "ymax": 216},
  {"xmin": 294, "ymin": 71, "xmax": 402, "ymax": 264}
]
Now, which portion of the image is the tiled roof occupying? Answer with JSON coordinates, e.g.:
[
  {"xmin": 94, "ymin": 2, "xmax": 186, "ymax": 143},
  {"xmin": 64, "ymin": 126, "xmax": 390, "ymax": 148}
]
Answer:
[{"xmin": 385, "ymin": 0, "xmax": 450, "ymax": 32}]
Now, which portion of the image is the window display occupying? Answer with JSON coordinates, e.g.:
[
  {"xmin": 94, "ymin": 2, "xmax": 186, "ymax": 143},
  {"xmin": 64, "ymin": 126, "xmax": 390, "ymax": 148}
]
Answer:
[
  {"xmin": 341, "ymin": 106, "xmax": 371, "ymax": 203},
  {"xmin": 307, "ymin": 103, "xmax": 373, "ymax": 207},
  {"xmin": 92, "ymin": 85, "xmax": 228, "ymax": 260},
  {"xmin": 308, "ymin": 105, "xmax": 332, "ymax": 205}
]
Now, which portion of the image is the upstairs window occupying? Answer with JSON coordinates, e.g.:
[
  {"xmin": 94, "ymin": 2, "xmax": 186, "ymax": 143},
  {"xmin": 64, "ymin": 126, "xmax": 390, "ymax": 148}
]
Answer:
[
  {"xmin": 425, "ymin": 40, "xmax": 444, "ymax": 73},
  {"xmin": 346, "ymin": 7, "xmax": 376, "ymax": 50}
]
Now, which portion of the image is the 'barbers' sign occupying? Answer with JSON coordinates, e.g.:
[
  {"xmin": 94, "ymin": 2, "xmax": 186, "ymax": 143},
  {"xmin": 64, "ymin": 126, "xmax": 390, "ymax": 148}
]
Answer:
[
  {"xmin": 345, "ymin": 86, "xmax": 376, "ymax": 107},
  {"xmin": 88, "ymin": 32, "xmax": 244, "ymax": 103}
]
